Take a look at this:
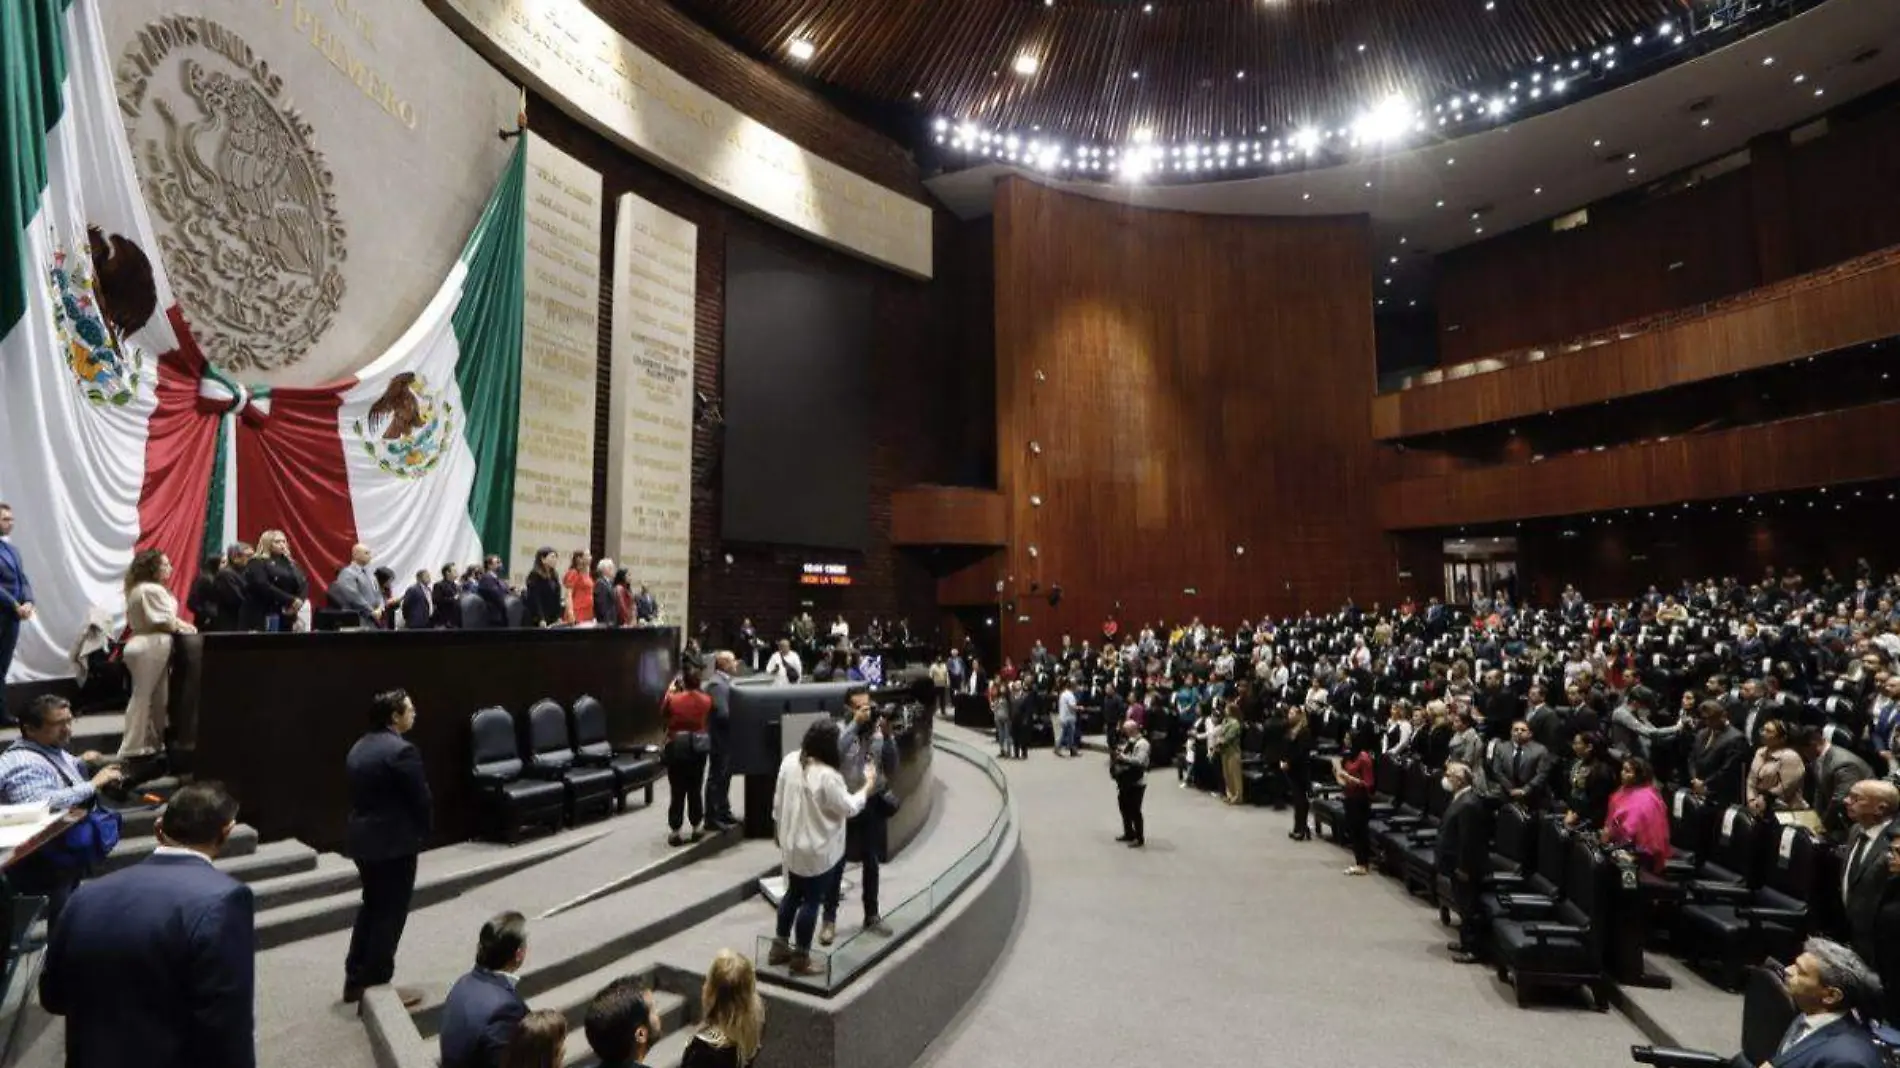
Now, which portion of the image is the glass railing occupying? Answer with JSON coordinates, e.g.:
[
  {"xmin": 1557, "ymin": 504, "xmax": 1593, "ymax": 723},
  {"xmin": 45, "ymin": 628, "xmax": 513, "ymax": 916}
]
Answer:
[{"xmin": 754, "ymin": 736, "xmax": 1012, "ymax": 994}]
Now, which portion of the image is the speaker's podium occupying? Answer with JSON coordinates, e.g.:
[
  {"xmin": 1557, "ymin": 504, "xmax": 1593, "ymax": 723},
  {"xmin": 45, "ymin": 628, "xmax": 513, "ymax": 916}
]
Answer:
[{"xmin": 726, "ymin": 678, "xmax": 937, "ymax": 859}]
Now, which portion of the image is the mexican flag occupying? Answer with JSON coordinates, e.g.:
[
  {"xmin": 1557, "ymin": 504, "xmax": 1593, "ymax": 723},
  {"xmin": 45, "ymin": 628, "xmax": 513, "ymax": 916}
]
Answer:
[{"xmin": 0, "ymin": 0, "xmax": 524, "ymax": 679}]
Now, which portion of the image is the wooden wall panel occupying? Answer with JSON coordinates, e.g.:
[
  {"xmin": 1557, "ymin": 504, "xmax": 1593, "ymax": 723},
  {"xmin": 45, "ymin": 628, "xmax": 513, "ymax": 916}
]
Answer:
[
  {"xmin": 1371, "ymin": 250, "xmax": 1900, "ymax": 439},
  {"xmin": 994, "ymin": 178, "xmax": 1396, "ymax": 653},
  {"xmin": 1377, "ymin": 400, "xmax": 1900, "ymax": 530},
  {"xmin": 1434, "ymin": 171, "xmax": 1759, "ymax": 368},
  {"xmin": 891, "ymin": 486, "xmax": 1007, "ymax": 546},
  {"xmin": 1430, "ymin": 98, "xmax": 1900, "ymax": 370}
]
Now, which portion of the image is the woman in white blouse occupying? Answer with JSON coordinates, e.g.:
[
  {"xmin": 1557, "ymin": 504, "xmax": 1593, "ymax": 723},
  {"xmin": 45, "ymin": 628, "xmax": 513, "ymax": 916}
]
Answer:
[
  {"xmin": 120, "ymin": 549, "xmax": 196, "ymax": 764},
  {"xmin": 768, "ymin": 719, "xmax": 876, "ymax": 977}
]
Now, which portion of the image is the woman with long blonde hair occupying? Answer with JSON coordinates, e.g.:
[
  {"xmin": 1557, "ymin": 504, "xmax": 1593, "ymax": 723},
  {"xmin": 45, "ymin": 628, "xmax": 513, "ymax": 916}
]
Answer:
[
  {"xmin": 120, "ymin": 549, "xmax": 195, "ymax": 769},
  {"xmin": 244, "ymin": 528, "xmax": 306, "ymax": 632},
  {"xmin": 683, "ymin": 949, "xmax": 764, "ymax": 1067}
]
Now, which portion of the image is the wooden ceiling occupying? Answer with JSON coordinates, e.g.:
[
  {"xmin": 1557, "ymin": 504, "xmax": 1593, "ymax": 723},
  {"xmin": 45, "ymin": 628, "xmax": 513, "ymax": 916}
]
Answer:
[{"xmin": 664, "ymin": 0, "xmax": 1686, "ymax": 144}]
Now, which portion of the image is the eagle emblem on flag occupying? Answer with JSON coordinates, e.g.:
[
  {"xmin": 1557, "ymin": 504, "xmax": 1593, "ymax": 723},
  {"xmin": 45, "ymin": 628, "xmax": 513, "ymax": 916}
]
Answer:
[
  {"xmin": 47, "ymin": 226, "xmax": 149, "ymax": 408},
  {"xmin": 352, "ymin": 372, "xmax": 455, "ymax": 479}
]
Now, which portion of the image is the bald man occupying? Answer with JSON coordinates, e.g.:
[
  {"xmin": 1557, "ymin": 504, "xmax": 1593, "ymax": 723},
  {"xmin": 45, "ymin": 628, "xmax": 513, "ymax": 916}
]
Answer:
[
  {"xmin": 330, "ymin": 544, "xmax": 382, "ymax": 628},
  {"xmin": 1840, "ymin": 779, "xmax": 1900, "ymax": 964}
]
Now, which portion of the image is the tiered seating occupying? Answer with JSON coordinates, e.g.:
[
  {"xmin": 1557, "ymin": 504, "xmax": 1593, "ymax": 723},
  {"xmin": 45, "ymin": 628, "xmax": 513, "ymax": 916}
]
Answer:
[
  {"xmin": 1490, "ymin": 832, "xmax": 1616, "ymax": 1010},
  {"xmin": 1677, "ymin": 822, "xmax": 1818, "ymax": 990}
]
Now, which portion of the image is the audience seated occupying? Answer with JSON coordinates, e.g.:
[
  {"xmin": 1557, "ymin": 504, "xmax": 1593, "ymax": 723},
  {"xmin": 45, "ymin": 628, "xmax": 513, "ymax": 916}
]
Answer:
[{"xmin": 441, "ymin": 912, "xmax": 531, "ymax": 1068}]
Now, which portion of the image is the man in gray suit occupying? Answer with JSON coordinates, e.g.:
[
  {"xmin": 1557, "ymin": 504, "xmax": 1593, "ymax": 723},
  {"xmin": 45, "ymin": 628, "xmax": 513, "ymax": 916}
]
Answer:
[
  {"xmin": 1486, "ymin": 720, "xmax": 1554, "ymax": 809},
  {"xmin": 1838, "ymin": 780, "xmax": 1899, "ymax": 966},
  {"xmin": 1807, "ymin": 729, "xmax": 1876, "ymax": 840},
  {"xmin": 329, "ymin": 544, "xmax": 383, "ymax": 627}
]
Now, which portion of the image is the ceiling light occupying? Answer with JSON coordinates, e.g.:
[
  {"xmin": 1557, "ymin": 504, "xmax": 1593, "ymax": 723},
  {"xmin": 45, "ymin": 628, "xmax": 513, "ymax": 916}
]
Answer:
[
  {"xmin": 911, "ymin": 91, "xmax": 922, "ymax": 100},
  {"xmin": 1013, "ymin": 54, "xmax": 1039, "ymax": 76},
  {"xmin": 1435, "ymin": 199, "xmax": 1445, "ymax": 208},
  {"xmin": 1484, "ymin": 0, "xmax": 1495, "ymax": 9},
  {"xmin": 1357, "ymin": 43, "xmax": 1367, "ymax": 53},
  {"xmin": 933, "ymin": 118, "xmax": 949, "ymax": 132},
  {"xmin": 1762, "ymin": 56, "xmax": 1775, "ymax": 66},
  {"xmin": 1794, "ymin": 73, "xmax": 1807, "ymax": 84},
  {"xmin": 1659, "ymin": 20, "xmax": 1673, "ymax": 34},
  {"xmin": 1627, "ymin": 167, "xmax": 1637, "ymax": 175},
  {"xmin": 1133, "ymin": 127, "xmax": 1155, "ymax": 144},
  {"xmin": 1353, "ymin": 93, "xmax": 1416, "ymax": 144},
  {"xmin": 1533, "ymin": 186, "xmax": 1542, "ymax": 194},
  {"xmin": 1593, "ymin": 138, "xmax": 1602, "ymax": 147},
  {"xmin": 1553, "ymin": 79, "xmax": 1567, "ymax": 92},
  {"xmin": 1633, "ymin": 34, "xmax": 1644, "ymax": 45},
  {"xmin": 1673, "ymin": 34, "xmax": 1684, "ymax": 44},
  {"xmin": 1142, "ymin": 2, "xmax": 1153, "ymax": 11},
  {"xmin": 1474, "ymin": 226, "xmax": 1484, "ymax": 234},
  {"xmin": 1446, "ymin": 157, "xmax": 1455, "ymax": 166},
  {"xmin": 1364, "ymin": 180, "xmax": 1373, "ymax": 188},
  {"xmin": 1487, "ymin": 97, "xmax": 1506, "ymax": 116},
  {"xmin": 1815, "ymin": 87, "xmax": 1826, "ymax": 97},
  {"xmin": 787, "ymin": 37, "xmax": 816, "ymax": 62},
  {"xmin": 1294, "ymin": 127, "xmax": 1321, "ymax": 153},
  {"xmin": 1700, "ymin": 117, "xmax": 1711, "ymax": 127},
  {"xmin": 1390, "ymin": 256, "xmax": 1399, "ymax": 264},
  {"xmin": 1130, "ymin": 70, "xmax": 1140, "ymax": 79},
  {"xmin": 1237, "ymin": 71, "xmax": 1246, "ymax": 80}
]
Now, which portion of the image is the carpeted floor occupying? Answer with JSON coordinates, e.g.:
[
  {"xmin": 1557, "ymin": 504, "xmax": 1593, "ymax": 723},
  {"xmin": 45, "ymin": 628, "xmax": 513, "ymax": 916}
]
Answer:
[{"xmin": 913, "ymin": 724, "xmax": 1699, "ymax": 1068}]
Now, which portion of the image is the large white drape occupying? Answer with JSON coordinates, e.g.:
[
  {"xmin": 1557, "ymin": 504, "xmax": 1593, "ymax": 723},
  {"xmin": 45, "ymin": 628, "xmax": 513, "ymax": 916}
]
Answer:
[{"xmin": 0, "ymin": 0, "xmax": 180, "ymax": 680}]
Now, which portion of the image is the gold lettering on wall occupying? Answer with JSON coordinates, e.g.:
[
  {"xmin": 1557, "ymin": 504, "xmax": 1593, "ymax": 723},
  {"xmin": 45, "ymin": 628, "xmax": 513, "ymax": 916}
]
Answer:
[
  {"xmin": 607, "ymin": 193, "xmax": 696, "ymax": 634},
  {"xmin": 432, "ymin": 0, "xmax": 933, "ymax": 278},
  {"xmin": 512, "ymin": 138, "xmax": 604, "ymax": 579}
]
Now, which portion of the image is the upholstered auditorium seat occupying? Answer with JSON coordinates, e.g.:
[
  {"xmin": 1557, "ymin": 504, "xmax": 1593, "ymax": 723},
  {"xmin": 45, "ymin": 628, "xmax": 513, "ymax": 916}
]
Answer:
[
  {"xmin": 522, "ymin": 698, "xmax": 618, "ymax": 825},
  {"xmin": 1663, "ymin": 789, "xmax": 1714, "ymax": 881},
  {"xmin": 1490, "ymin": 835, "xmax": 1614, "ymax": 1009},
  {"xmin": 1394, "ymin": 776, "xmax": 1453, "ymax": 896},
  {"xmin": 503, "ymin": 593, "xmax": 527, "ymax": 628},
  {"xmin": 468, "ymin": 706, "xmax": 565, "ymax": 842},
  {"xmin": 569, "ymin": 694, "xmax": 662, "ymax": 810},
  {"xmin": 1481, "ymin": 817, "xmax": 1571, "ymax": 922},
  {"xmin": 457, "ymin": 592, "xmax": 492, "ymax": 630},
  {"xmin": 1676, "ymin": 822, "xmax": 1817, "ymax": 990}
]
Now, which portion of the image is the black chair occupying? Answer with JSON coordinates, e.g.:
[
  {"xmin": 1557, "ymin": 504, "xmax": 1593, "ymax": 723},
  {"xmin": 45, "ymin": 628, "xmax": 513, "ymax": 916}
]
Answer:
[
  {"xmin": 458, "ymin": 592, "xmax": 492, "ymax": 631},
  {"xmin": 1482, "ymin": 816, "xmax": 1572, "ymax": 921},
  {"xmin": 521, "ymin": 699, "xmax": 618, "ymax": 826},
  {"xmin": 469, "ymin": 706, "xmax": 565, "ymax": 842},
  {"xmin": 1662, "ymin": 788, "xmax": 1713, "ymax": 882},
  {"xmin": 503, "ymin": 594, "xmax": 527, "ymax": 629},
  {"xmin": 1491, "ymin": 835, "xmax": 1615, "ymax": 1010},
  {"xmin": 1630, "ymin": 964, "xmax": 1795, "ymax": 1068},
  {"xmin": 1396, "ymin": 776, "xmax": 1454, "ymax": 896},
  {"xmin": 569, "ymin": 695, "xmax": 663, "ymax": 811},
  {"xmin": 1677, "ymin": 821, "xmax": 1817, "ymax": 990},
  {"xmin": 1671, "ymin": 804, "xmax": 1760, "ymax": 892}
]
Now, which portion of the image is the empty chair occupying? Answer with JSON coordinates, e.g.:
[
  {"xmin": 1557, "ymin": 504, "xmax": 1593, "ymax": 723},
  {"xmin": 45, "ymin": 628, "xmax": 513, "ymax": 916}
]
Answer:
[
  {"xmin": 457, "ymin": 592, "xmax": 493, "ymax": 631},
  {"xmin": 1490, "ymin": 834, "xmax": 1615, "ymax": 1010},
  {"xmin": 1662, "ymin": 789, "xmax": 1714, "ymax": 881},
  {"xmin": 522, "ymin": 698, "xmax": 618, "ymax": 826},
  {"xmin": 503, "ymin": 594, "xmax": 527, "ymax": 629},
  {"xmin": 1395, "ymin": 774, "xmax": 1455, "ymax": 896},
  {"xmin": 1671, "ymin": 804, "xmax": 1761, "ymax": 892},
  {"xmin": 1482, "ymin": 816, "xmax": 1572, "ymax": 921},
  {"xmin": 569, "ymin": 695, "xmax": 663, "ymax": 811},
  {"xmin": 1677, "ymin": 822, "xmax": 1818, "ymax": 990},
  {"xmin": 468, "ymin": 706, "xmax": 565, "ymax": 842}
]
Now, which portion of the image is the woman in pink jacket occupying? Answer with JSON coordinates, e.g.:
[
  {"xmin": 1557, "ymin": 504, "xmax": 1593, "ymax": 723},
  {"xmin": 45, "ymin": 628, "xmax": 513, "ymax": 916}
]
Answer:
[{"xmin": 1601, "ymin": 756, "xmax": 1672, "ymax": 874}]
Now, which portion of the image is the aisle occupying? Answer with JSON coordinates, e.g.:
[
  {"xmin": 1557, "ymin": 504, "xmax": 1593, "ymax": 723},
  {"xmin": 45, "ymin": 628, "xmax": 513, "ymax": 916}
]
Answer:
[{"xmin": 914, "ymin": 725, "xmax": 1661, "ymax": 1068}]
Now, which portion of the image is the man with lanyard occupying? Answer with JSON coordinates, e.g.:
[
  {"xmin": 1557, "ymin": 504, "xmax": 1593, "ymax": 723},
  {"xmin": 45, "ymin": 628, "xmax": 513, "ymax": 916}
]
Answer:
[
  {"xmin": 0, "ymin": 695, "xmax": 124, "ymax": 922},
  {"xmin": 0, "ymin": 502, "xmax": 32, "ymax": 725},
  {"xmin": 821, "ymin": 686, "xmax": 896, "ymax": 946}
]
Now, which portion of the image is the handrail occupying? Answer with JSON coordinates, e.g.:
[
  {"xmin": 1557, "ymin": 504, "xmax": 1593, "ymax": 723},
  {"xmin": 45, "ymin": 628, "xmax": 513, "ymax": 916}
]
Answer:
[{"xmin": 753, "ymin": 735, "xmax": 1013, "ymax": 996}]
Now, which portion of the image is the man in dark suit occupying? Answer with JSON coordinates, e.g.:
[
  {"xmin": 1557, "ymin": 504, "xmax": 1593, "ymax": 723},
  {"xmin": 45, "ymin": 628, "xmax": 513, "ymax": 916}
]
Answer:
[
  {"xmin": 633, "ymin": 584, "xmax": 658, "ymax": 624},
  {"xmin": 400, "ymin": 569, "xmax": 433, "ymax": 630},
  {"xmin": 1808, "ymin": 731, "xmax": 1876, "ymax": 839},
  {"xmin": 1437, "ymin": 762, "xmax": 1492, "ymax": 964},
  {"xmin": 343, "ymin": 690, "xmax": 433, "ymax": 1005},
  {"xmin": 1486, "ymin": 720, "xmax": 1554, "ymax": 808},
  {"xmin": 441, "ymin": 911, "xmax": 531, "ymax": 1068},
  {"xmin": 1838, "ymin": 780, "xmax": 1898, "ymax": 967},
  {"xmin": 0, "ymin": 502, "xmax": 34, "ymax": 725},
  {"xmin": 41, "ymin": 781, "xmax": 253, "ymax": 1068},
  {"xmin": 431, "ymin": 564, "xmax": 462, "ymax": 628},
  {"xmin": 1763, "ymin": 939, "xmax": 1885, "ymax": 1068},
  {"xmin": 704, "ymin": 651, "xmax": 738, "ymax": 829},
  {"xmin": 1476, "ymin": 670, "xmax": 1521, "ymax": 741},
  {"xmin": 1688, "ymin": 700, "xmax": 1751, "ymax": 810},
  {"xmin": 475, "ymin": 555, "xmax": 510, "ymax": 627}
]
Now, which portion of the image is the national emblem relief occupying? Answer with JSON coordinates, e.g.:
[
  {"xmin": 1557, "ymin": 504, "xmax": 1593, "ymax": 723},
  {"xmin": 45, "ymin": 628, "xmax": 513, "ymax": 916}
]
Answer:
[
  {"xmin": 352, "ymin": 372, "xmax": 456, "ymax": 480},
  {"xmin": 127, "ymin": 21, "xmax": 346, "ymax": 377}
]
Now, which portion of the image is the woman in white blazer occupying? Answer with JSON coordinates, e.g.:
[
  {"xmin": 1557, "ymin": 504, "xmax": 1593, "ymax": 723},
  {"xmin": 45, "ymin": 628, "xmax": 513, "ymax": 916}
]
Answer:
[{"xmin": 768, "ymin": 720, "xmax": 876, "ymax": 976}]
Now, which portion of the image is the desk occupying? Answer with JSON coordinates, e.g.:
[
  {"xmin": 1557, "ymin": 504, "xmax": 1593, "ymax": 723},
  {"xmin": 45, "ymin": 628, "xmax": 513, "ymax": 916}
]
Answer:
[{"xmin": 174, "ymin": 627, "xmax": 678, "ymax": 852}]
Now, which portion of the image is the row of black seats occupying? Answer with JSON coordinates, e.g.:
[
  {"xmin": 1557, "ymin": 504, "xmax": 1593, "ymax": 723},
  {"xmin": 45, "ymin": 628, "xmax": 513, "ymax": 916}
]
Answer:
[
  {"xmin": 1308, "ymin": 751, "xmax": 1830, "ymax": 1005},
  {"xmin": 467, "ymin": 697, "xmax": 664, "ymax": 842}
]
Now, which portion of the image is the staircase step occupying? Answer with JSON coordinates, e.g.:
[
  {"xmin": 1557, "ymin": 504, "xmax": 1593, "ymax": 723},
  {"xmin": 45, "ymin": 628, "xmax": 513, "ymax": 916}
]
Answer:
[
  {"xmin": 535, "ymin": 964, "xmax": 689, "ymax": 1037},
  {"xmin": 247, "ymin": 853, "xmax": 361, "ymax": 913},
  {"xmin": 99, "ymin": 822, "xmax": 257, "ymax": 875},
  {"xmin": 214, "ymin": 839, "xmax": 320, "ymax": 884},
  {"xmin": 559, "ymin": 998, "xmax": 693, "ymax": 1068}
]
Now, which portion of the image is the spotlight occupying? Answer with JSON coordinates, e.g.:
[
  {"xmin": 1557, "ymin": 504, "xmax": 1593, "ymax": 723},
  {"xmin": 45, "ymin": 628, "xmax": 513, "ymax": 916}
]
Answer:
[{"xmin": 787, "ymin": 37, "xmax": 815, "ymax": 62}]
